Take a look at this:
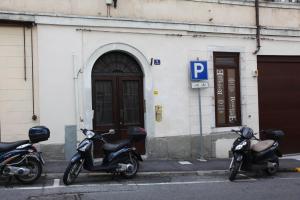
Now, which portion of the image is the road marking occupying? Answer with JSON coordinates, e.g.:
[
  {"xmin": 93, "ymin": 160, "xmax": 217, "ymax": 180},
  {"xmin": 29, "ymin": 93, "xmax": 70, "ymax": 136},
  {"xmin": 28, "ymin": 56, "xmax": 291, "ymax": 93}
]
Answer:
[
  {"xmin": 178, "ymin": 161, "xmax": 192, "ymax": 165},
  {"xmin": 53, "ymin": 179, "xmax": 60, "ymax": 187},
  {"xmin": 197, "ymin": 159, "xmax": 207, "ymax": 162},
  {"xmin": 127, "ymin": 180, "xmax": 230, "ymax": 186},
  {"xmin": 7, "ymin": 186, "xmax": 62, "ymax": 190},
  {"xmin": 5, "ymin": 176, "xmax": 300, "ymax": 191},
  {"xmin": 2, "ymin": 179, "xmax": 249, "ymax": 190},
  {"xmin": 278, "ymin": 177, "xmax": 300, "ymax": 180},
  {"xmin": 239, "ymin": 173, "xmax": 257, "ymax": 181}
]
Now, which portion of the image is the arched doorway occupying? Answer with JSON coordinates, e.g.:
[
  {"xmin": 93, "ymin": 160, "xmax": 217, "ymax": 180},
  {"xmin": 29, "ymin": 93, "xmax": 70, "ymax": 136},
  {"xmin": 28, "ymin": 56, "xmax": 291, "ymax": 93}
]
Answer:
[{"xmin": 92, "ymin": 51, "xmax": 145, "ymax": 154}]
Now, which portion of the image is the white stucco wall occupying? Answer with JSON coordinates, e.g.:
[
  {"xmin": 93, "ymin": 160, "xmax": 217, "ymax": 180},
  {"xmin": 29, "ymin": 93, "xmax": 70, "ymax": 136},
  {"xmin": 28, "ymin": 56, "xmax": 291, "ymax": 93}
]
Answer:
[
  {"xmin": 36, "ymin": 24, "xmax": 260, "ymax": 143},
  {"xmin": 0, "ymin": 0, "xmax": 299, "ymax": 158},
  {"xmin": 34, "ymin": 21, "xmax": 300, "ymax": 159},
  {"xmin": 0, "ymin": 13, "xmax": 299, "ymax": 157},
  {"xmin": 0, "ymin": 0, "xmax": 300, "ymax": 29},
  {"xmin": 216, "ymin": 139, "xmax": 235, "ymax": 158},
  {"xmin": 37, "ymin": 25, "xmax": 81, "ymax": 143},
  {"xmin": 0, "ymin": 26, "xmax": 39, "ymax": 142}
]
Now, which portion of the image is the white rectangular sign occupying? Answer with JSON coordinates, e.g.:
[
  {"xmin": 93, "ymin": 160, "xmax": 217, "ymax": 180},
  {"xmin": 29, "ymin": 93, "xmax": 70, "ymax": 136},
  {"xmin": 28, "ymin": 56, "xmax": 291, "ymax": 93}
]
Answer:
[{"xmin": 191, "ymin": 81, "xmax": 209, "ymax": 89}]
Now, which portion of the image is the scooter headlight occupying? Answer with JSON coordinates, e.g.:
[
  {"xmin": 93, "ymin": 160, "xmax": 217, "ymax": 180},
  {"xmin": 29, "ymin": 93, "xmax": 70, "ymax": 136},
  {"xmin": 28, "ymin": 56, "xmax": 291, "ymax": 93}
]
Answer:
[
  {"xmin": 235, "ymin": 141, "xmax": 247, "ymax": 151},
  {"xmin": 86, "ymin": 130, "xmax": 95, "ymax": 139}
]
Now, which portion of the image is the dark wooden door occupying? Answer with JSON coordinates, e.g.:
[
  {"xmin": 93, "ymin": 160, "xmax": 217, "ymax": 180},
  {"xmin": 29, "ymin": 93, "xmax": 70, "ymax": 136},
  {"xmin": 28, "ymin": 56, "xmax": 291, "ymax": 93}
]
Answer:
[
  {"xmin": 92, "ymin": 51, "xmax": 145, "ymax": 156},
  {"xmin": 118, "ymin": 77, "xmax": 145, "ymax": 153},
  {"xmin": 258, "ymin": 56, "xmax": 300, "ymax": 154}
]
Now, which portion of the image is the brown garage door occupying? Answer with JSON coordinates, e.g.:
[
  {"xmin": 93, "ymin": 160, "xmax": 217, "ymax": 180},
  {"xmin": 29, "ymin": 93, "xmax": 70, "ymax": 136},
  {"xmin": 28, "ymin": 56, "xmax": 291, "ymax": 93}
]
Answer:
[{"xmin": 258, "ymin": 56, "xmax": 300, "ymax": 154}]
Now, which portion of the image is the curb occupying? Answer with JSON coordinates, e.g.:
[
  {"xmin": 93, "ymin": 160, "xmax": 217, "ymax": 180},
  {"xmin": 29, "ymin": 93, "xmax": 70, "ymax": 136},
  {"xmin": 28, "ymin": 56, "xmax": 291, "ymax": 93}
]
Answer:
[
  {"xmin": 42, "ymin": 167, "xmax": 300, "ymax": 179},
  {"xmin": 278, "ymin": 168, "xmax": 299, "ymax": 173},
  {"xmin": 42, "ymin": 170, "xmax": 228, "ymax": 179}
]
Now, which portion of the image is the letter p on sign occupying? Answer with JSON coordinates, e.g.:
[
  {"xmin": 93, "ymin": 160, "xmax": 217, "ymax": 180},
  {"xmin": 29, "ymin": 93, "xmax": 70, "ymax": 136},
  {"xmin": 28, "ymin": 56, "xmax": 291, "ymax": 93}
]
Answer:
[{"xmin": 190, "ymin": 61, "xmax": 208, "ymax": 81}]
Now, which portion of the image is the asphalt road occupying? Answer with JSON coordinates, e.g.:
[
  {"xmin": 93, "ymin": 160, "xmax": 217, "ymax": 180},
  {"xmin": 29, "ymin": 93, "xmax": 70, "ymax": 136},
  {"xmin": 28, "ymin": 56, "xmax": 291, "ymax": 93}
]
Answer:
[{"xmin": 1, "ymin": 172, "xmax": 300, "ymax": 200}]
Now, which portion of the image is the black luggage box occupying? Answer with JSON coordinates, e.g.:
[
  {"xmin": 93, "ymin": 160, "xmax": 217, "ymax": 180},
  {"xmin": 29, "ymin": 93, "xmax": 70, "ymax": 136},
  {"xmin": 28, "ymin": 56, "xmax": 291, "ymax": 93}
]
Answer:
[
  {"xmin": 29, "ymin": 126, "xmax": 50, "ymax": 143},
  {"xmin": 263, "ymin": 129, "xmax": 284, "ymax": 141},
  {"xmin": 128, "ymin": 127, "xmax": 147, "ymax": 142}
]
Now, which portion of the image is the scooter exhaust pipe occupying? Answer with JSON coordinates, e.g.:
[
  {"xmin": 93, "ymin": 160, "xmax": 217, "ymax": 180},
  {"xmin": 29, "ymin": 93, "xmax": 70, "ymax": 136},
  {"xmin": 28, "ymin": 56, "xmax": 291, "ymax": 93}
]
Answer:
[
  {"xmin": 250, "ymin": 162, "xmax": 277, "ymax": 171},
  {"xmin": 3, "ymin": 166, "xmax": 31, "ymax": 176},
  {"xmin": 117, "ymin": 163, "xmax": 134, "ymax": 172}
]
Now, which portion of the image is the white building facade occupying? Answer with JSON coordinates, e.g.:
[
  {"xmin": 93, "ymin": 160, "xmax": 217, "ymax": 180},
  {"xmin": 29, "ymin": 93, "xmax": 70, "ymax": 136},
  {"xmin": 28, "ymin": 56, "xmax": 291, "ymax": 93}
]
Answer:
[{"xmin": 0, "ymin": 0, "xmax": 299, "ymax": 159}]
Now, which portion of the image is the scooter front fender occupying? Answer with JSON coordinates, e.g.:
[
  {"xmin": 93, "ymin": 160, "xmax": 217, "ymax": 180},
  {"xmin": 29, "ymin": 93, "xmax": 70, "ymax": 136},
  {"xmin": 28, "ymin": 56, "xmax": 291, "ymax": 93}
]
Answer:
[
  {"xmin": 70, "ymin": 152, "xmax": 82, "ymax": 164},
  {"xmin": 233, "ymin": 153, "xmax": 243, "ymax": 162}
]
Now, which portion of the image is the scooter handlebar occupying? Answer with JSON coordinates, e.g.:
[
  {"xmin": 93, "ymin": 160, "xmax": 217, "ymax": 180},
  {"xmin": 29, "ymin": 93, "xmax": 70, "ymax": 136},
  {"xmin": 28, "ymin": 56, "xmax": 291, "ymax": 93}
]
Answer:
[
  {"xmin": 80, "ymin": 128, "xmax": 88, "ymax": 134},
  {"xmin": 101, "ymin": 129, "xmax": 115, "ymax": 136},
  {"xmin": 93, "ymin": 134, "xmax": 103, "ymax": 141}
]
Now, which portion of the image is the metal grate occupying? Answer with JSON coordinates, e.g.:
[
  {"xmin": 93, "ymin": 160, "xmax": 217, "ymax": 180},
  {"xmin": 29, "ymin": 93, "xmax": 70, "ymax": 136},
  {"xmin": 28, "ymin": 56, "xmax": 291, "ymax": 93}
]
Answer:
[{"xmin": 93, "ymin": 51, "xmax": 142, "ymax": 75}]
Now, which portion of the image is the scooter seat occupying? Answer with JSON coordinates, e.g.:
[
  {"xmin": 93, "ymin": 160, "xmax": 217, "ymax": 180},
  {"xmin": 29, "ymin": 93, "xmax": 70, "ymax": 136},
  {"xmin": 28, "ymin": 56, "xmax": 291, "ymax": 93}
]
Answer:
[
  {"xmin": 103, "ymin": 139, "xmax": 131, "ymax": 152},
  {"xmin": 251, "ymin": 140, "xmax": 275, "ymax": 152},
  {"xmin": 0, "ymin": 140, "xmax": 29, "ymax": 152}
]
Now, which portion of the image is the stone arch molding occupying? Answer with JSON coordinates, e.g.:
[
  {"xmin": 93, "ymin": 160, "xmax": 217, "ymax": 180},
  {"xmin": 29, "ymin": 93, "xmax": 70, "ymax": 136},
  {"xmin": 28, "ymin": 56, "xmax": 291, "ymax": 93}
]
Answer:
[{"xmin": 82, "ymin": 43, "xmax": 154, "ymax": 136}]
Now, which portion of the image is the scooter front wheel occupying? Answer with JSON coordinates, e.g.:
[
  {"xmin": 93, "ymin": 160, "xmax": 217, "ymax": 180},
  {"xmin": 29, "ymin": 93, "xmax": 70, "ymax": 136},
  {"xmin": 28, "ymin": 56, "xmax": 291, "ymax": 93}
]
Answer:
[
  {"xmin": 229, "ymin": 160, "xmax": 241, "ymax": 181},
  {"xmin": 63, "ymin": 160, "xmax": 82, "ymax": 185}
]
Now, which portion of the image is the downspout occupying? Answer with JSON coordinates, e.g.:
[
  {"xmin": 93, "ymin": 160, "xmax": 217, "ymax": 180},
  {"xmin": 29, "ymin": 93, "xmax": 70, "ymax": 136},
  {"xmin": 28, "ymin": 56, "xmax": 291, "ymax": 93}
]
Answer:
[
  {"xmin": 72, "ymin": 54, "xmax": 82, "ymax": 130},
  {"xmin": 23, "ymin": 26, "xmax": 27, "ymax": 81},
  {"xmin": 31, "ymin": 24, "xmax": 37, "ymax": 121},
  {"xmin": 253, "ymin": 0, "xmax": 261, "ymax": 55}
]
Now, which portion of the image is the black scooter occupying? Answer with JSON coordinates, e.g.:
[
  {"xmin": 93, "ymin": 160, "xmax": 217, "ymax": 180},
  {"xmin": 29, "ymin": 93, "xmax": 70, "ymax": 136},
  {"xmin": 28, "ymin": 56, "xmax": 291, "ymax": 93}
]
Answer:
[
  {"xmin": 229, "ymin": 127, "xmax": 284, "ymax": 181},
  {"xmin": 63, "ymin": 127, "xmax": 146, "ymax": 185},
  {"xmin": 0, "ymin": 126, "xmax": 50, "ymax": 184}
]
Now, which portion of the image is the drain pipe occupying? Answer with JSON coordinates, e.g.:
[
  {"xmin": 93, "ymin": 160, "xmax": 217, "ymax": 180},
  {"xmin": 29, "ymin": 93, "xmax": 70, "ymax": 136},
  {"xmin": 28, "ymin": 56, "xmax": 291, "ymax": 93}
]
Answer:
[
  {"xmin": 72, "ymin": 54, "xmax": 83, "ymax": 130},
  {"xmin": 253, "ymin": 0, "xmax": 261, "ymax": 55},
  {"xmin": 30, "ymin": 24, "xmax": 37, "ymax": 121},
  {"xmin": 23, "ymin": 26, "xmax": 27, "ymax": 81}
]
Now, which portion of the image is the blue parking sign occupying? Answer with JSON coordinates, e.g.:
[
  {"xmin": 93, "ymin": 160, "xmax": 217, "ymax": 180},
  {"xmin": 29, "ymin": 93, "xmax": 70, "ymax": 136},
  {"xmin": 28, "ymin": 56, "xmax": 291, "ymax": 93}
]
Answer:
[{"xmin": 190, "ymin": 61, "xmax": 208, "ymax": 81}]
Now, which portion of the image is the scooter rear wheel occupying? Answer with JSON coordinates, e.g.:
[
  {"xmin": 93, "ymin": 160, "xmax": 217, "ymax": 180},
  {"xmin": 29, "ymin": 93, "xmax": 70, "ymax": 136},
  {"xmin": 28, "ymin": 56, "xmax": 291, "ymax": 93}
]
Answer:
[
  {"xmin": 265, "ymin": 158, "xmax": 279, "ymax": 176},
  {"xmin": 63, "ymin": 160, "xmax": 82, "ymax": 185},
  {"xmin": 121, "ymin": 155, "xmax": 139, "ymax": 179},
  {"xmin": 15, "ymin": 157, "xmax": 42, "ymax": 184}
]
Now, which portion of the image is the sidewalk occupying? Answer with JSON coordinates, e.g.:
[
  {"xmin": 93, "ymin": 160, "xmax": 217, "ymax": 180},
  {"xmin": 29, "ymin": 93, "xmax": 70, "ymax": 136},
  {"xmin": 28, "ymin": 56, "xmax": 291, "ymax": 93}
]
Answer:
[{"xmin": 43, "ymin": 157, "xmax": 300, "ymax": 175}]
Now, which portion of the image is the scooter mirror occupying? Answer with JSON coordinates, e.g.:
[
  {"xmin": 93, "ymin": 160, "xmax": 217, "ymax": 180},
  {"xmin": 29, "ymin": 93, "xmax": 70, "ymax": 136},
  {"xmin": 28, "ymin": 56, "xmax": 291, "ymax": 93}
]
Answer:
[{"xmin": 108, "ymin": 129, "xmax": 115, "ymax": 134}]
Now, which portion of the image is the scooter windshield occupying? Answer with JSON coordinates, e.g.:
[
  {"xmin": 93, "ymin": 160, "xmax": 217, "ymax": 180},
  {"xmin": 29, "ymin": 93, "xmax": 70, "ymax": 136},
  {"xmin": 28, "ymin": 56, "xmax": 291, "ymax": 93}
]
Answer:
[{"xmin": 241, "ymin": 127, "xmax": 254, "ymax": 139}]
